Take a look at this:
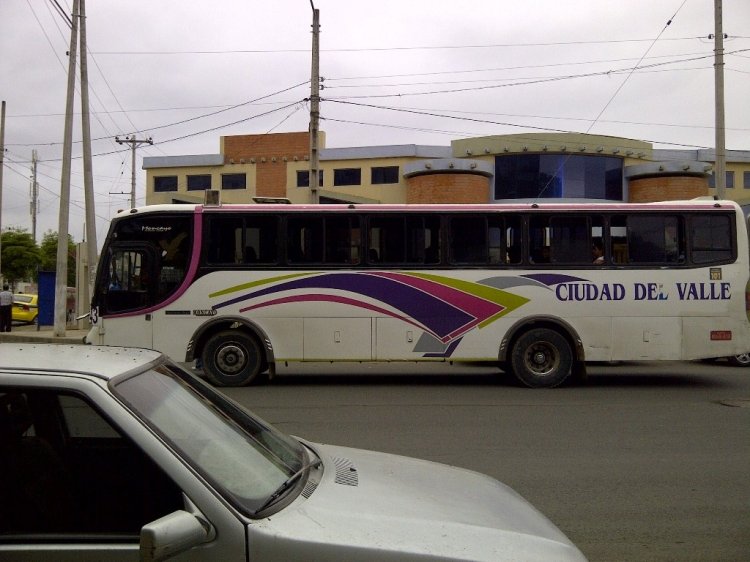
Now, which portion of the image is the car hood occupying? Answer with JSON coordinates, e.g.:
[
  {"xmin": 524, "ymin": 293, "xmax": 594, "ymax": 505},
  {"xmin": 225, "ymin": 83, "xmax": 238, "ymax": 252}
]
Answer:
[{"xmin": 248, "ymin": 442, "xmax": 586, "ymax": 561}]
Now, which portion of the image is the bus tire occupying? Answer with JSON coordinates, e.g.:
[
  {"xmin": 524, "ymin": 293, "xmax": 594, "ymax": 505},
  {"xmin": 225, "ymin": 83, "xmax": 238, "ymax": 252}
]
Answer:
[
  {"xmin": 510, "ymin": 328, "xmax": 572, "ymax": 388},
  {"xmin": 727, "ymin": 353, "xmax": 750, "ymax": 367},
  {"xmin": 202, "ymin": 330, "xmax": 264, "ymax": 387}
]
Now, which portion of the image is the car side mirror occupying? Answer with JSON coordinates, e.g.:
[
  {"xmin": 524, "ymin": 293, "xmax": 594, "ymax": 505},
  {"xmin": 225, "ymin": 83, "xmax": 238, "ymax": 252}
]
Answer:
[{"xmin": 140, "ymin": 510, "xmax": 213, "ymax": 562}]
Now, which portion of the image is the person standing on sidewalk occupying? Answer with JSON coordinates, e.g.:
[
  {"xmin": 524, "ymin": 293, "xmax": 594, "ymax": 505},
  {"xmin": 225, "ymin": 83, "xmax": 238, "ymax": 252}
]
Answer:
[{"xmin": 0, "ymin": 285, "xmax": 12, "ymax": 332}]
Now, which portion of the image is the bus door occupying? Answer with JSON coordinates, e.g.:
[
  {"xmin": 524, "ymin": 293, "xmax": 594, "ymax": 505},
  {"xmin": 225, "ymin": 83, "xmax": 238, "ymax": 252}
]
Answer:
[{"xmin": 95, "ymin": 242, "xmax": 158, "ymax": 349}]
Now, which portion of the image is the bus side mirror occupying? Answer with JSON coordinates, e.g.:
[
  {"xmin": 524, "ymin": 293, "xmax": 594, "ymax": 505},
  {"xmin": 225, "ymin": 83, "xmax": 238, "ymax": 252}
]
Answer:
[{"xmin": 140, "ymin": 510, "xmax": 213, "ymax": 561}]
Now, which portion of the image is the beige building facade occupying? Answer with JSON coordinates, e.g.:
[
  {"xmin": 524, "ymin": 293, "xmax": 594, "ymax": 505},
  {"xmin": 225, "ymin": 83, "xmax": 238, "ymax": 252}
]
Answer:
[{"xmin": 142, "ymin": 131, "xmax": 750, "ymax": 206}]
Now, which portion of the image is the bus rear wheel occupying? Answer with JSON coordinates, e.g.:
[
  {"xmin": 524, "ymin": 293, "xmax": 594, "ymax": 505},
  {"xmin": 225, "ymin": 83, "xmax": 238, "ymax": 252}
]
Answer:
[
  {"xmin": 202, "ymin": 330, "xmax": 264, "ymax": 387},
  {"xmin": 510, "ymin": 328, "xmax": 572, "ymax": 388},
  {"xmin": 728, "ymin": 353, "xmax": 750, "ymax": 367}
]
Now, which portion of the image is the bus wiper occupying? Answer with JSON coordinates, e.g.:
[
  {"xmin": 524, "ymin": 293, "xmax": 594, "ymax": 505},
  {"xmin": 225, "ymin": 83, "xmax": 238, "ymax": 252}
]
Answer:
[{"xmin": 255, "ymin": 458, "xmax": 322, "ymax": 515}]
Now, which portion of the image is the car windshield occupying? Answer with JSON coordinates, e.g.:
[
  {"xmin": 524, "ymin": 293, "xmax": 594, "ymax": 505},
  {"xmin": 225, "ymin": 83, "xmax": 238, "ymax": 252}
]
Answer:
[
  {"xmin": 13, "ymin": 295, "xmax": 33, "ymax": 304},
  {"xmin": 112, "ymin": 363, "xmax": 305, "ymax": 515}
]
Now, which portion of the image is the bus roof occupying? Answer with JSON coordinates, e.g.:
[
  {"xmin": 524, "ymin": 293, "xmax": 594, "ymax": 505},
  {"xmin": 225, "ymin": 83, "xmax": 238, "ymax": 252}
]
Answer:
[{"xmin": 116, "ymin": 199, "xmax": 740, "ymax": 216}]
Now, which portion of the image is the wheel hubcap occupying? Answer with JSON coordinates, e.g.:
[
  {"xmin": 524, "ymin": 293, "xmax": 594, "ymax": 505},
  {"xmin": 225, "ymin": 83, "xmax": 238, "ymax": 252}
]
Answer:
[
  {"xmin": 532, "ymin": 351, "xmax": 547, "ymax": 365},
  {"xmin": 216, "ymin": 344, "xmax": 246, "ymax": 375},
  {"xmin": 525, "ymin": 342, "xmax": 559, "ymax": 376}
]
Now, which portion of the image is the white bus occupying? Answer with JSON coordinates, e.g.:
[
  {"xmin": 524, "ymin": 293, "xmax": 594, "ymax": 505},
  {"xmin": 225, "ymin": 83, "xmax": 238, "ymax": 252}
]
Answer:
[{"xmin": 87, "ymin": 199, "xmax": 750, "ymax": 388}]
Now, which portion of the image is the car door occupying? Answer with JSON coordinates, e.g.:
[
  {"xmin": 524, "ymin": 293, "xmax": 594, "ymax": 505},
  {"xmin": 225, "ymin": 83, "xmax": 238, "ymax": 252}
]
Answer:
[{"xmin": 0, "ymin": 378, "xmax": 248, "ymax": 561}]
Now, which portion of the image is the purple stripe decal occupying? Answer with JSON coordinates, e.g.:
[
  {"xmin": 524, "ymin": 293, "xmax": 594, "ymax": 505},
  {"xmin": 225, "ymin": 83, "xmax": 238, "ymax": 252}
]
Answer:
[
  {"xmin": 367, "ymin": 271, "xmax": 504, "ymax": 320},
  {"xmin": 214, "ymin": 271, "xmax": 506, "ymax": 342}
]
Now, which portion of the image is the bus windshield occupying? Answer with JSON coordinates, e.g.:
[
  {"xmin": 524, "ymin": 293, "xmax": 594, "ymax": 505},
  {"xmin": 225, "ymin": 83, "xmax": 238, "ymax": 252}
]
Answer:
[{"xmin": 96, "ymin": 214, "xmax": 192, "ymax": 314}]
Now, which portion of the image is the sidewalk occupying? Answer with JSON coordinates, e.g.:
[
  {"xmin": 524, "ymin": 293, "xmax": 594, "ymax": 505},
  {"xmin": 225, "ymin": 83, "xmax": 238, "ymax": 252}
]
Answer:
[{"xmin": 0, "ymin": 323, "xmax": 89, "ymax": 344}]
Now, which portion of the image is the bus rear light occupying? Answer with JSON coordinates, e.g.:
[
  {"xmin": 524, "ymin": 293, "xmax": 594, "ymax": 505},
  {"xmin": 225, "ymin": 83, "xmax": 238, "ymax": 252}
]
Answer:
[{"xmin": 711, "ymin": 331, "xmax": 732, "ymax": 341}]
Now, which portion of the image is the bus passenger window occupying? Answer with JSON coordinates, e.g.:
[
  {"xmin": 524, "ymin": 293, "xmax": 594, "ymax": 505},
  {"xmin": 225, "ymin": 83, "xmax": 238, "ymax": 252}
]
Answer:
[
  {"xmin": 450, "ymin": 216, "xmax": 486, "ymax": 264},
  {"xmin": 626, "ymin": 215, "xmax": 684, "ymax": 264},
  {"xmin": 287, "ymin": 217, "xmax": 323, "ymax": 264},
  {"xmin": 691, "ymin": 214, "xmax": 733, "ymax": 264},
  {"xmin": 206, "ymin": 217, "xmax": 243, "ymax": 264},
  {"xmin": 609, "ymin": 216, "xmax": 628, "ymax": 264},
  {"xmin": 505, "ymin": 216, "xmax": 523, "ymax": 265},
  {"xmin": 406, "ymin": 215, "xmax": 441, "ymax": 264},
  {"xmin": 324, "ymin": 216, "xmax": 359, "ymax": 265},
  {"xmin": 369, "ymin": 217, "xmax": 405, "ymax": 264},
  {"xmin": 528, "ymin": 216, "xmax": 551, "ymax": 264},
  {"xmin": 549, "ymin": 216, "xmax": 590, "ymax": 264},
  {"xmin": 243, "ymin": 216, "xmax": 278, "ymax": 265}
]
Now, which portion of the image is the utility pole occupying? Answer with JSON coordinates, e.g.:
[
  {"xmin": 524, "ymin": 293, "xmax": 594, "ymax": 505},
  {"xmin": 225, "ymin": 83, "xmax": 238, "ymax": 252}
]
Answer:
[
  {"xmin": 0, "ymin": 100, "xmax": 5, "ymax": 286},
  {"xmin": 116, "ymin": 135, "xmax": 153, "ymax": 208},
  {"xmin": 30, "ymin": 150, "xmax": 38, "ymax": 243},
  {"xmin": 308, "ymin": 1, "xmax": 320, "ymax": 203},
  {"xmin": 79, "ymin": 0, "xmax": 98, "ymax": 297},
  {"xmin": 714, "ymin": 0, "xmax": 726, "ymax": 199},
  {"xmin": 55, "ymin": 0, "xmax": 80, "ymax": 337}
]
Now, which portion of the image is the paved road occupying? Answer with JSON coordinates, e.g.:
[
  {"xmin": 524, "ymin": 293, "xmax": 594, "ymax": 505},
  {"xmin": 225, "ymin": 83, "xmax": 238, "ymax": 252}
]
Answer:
[{"xmin": 221, "ymin": 360, "xmax": 750, "ymax": 562}]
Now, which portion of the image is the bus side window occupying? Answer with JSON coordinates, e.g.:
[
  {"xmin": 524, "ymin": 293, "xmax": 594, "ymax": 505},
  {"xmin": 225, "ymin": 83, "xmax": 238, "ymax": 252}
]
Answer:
[
  {"xmin": 528, "ymin": 216, "xmax": 550, "ymax": 264},
  {"xmin": 610, "ymin": 216, "xmax": 628, "ymax": 264},
  {"xmin": 423, "ymin": 216, "xmax": 441, "ymax": 264},
  {"xmin": 206, "ymin": 217, "xmax": 243, "ymax": 264},
  {"xmin": 243, "ymin": 216, "xmax": 278, "ymax": 265},
  {"xmin": 505, "ymin": 216, "xmax": 523, "ymax": 265},
  {"xmin": 370, "ymin": 217, "xmax": 405, "ymax": 264},
  {"xmin": 626, "ymin": 215, "xmax": 684, "ymax": 264},
  {"xmin": 450, "ymin": 216, "xmax": 486, "ymax": 264},
  {"xmin": 287, "ymin": 217, "xmax": 323, "ymax": 264},
  {"xmin": 488, "ymin": 218, "xmax": 502, "ymax": 265},
  {"xmin": 691, "ymin": 214, "xmax": 733, "ymax": 264},
  {"xmin": 324, "ymin": 216, "xmax": 359, "ymax": 265},
  {"xmin": 406, "ymin": 216, "xmax": 429, "ymax": 263},
  {"xmin": 549, "ymin": 216, "xmax": 590, "ymax": 264}
]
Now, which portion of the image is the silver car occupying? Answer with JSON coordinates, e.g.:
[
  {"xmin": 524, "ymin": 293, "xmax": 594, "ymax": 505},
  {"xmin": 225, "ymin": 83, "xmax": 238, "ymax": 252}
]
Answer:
[{"xmin": 0, "ymin": 344, "xmax": 585, "ymax": 561}]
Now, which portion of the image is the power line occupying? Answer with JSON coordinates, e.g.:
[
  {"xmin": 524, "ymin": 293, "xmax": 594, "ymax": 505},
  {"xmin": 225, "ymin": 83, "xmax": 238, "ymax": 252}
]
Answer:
[
  {"xmin": 46, "ymin": 0, "xmax": 72, "ymax": 28},
  {"xmin": 5, "ymin": 81, "xmax": 309, "ymax": 148},
  {"xmin": 322, "ymin": 50, "xmax": 748, "ymax": 101},
  {"xmin": 325, "ymin": 50, "xmax": 716, "ymax": 82},
  {"xmin": 585, "ymin": 0, "xmax": 690, "ymax": 134},
  {"xmin": 9, "ymin": 99, "xmax": 306, "ymax": 164},
  {"xmin": 321, "ymin": 100, "xmax": 720, "ymax": 151},
  {"xmin": 89, "ymin": 35, "xmax": 720, "ymax": 56}
]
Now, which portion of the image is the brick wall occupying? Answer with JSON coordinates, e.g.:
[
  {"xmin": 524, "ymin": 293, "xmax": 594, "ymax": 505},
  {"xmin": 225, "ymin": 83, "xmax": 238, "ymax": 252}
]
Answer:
[
  {"xmin": 406, "ymin": 173, "xmax": 489, "ymax": 204},
  {"xmin": 224, "ymin": 133, "xmax": 311, "ymax": 198},
  {"xmin": 223, "ymin": 132, "xmax": 310, "ymax": 161},
  {"xmin": 629, "ymin": 176, "xmax": 709, "ymax": 202}
]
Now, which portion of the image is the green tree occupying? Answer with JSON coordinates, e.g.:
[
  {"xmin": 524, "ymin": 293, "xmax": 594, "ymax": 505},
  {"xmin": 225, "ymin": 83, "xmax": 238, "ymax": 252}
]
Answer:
[
  {"xmin": 39, "ymin": 230, "xmax": 76, "ymax": 287},
  {"xmin": 0, "ymin": 228, "xmax": 40, "ymax": 289}
]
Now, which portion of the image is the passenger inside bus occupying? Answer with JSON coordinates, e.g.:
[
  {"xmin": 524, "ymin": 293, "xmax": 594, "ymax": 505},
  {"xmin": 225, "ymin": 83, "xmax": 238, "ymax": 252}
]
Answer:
[{"xmin": 592, "ymin": 241, "xmax": 604, "ymax": 264}]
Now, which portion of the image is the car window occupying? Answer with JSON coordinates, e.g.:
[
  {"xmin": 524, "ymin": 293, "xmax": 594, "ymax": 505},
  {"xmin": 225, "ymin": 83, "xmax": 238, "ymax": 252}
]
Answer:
[
  {"xmin": 0, "ymin": 389, "xmax": 183, "ymax": 539},
  {"xmin": 12, "ymin": 295, "xmax": 32, "ymax": 304},
  {"xmin": 113, "ymin": 365, "xmax": 305, "ymax": 515}
]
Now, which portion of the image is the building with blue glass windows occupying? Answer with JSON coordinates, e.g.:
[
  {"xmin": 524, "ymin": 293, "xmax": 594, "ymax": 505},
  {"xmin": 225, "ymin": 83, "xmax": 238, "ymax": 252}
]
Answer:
[{"xmin": 143, "ymin": 131, "xmax": 750, "ymax": 206}]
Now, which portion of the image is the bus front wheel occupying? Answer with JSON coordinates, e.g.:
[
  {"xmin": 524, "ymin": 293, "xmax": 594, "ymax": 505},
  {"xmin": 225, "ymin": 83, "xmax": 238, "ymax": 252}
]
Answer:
[
  {"xmin": 510, "ymin": 328, "xmax": 572, "ymax": 388},
  {"xmin": 202, "ymin": 330, "xmax": 264, "ymax": 387}
]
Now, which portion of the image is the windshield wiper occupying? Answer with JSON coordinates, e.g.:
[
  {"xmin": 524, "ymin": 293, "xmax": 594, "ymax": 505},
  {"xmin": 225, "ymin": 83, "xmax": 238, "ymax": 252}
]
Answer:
[{"xmin": 255, "ymin": 458, "xmax": 322, "ymax": 515}]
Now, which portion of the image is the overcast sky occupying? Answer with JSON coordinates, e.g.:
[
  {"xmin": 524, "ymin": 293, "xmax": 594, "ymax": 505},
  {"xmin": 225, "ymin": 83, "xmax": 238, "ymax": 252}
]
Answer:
[{"xmin": 1, "ymin": 0, "xmax": 748, "ymax": 246}]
